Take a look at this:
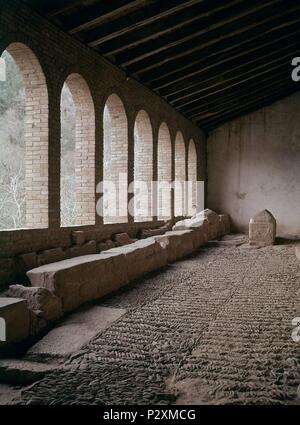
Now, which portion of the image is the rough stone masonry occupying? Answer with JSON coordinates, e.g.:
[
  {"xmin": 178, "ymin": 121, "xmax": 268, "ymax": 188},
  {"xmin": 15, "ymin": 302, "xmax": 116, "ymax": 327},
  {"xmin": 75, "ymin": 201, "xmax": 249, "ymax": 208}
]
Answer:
[
  {"xmin": 0, "ymin": 210, "xmax": 223, "ymax": 349},
  {"xmin": 9, "ymin": 241, "xmax": 300, "ymax": 405}
]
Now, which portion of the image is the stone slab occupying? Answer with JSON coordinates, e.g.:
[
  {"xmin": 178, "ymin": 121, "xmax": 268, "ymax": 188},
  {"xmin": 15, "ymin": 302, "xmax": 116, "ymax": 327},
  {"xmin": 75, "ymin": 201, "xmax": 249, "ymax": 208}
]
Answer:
[
  {"xmin": 249, "ymin": 210, "xmax": 276, "ymax": 247},
  {"xmin": 103, "ymin": 238, "xmax": 168, "ymax": 281},
  {"xmin": 164, "ymin": 230, "xmax": 195, "ymax": 262},
  {"xmin": 27, "ymin": 253, "xmax": 128, "ymax": 313},
  {"xmin": 26, "ymin": 306, "xmax": 126, "ymax": 359},
  {"xmin": 173, "ymin": 209, "xmax": 219, "ymax": 241},
  {"xmin": 196, "ymin": 209, "xmax": 220, "ymax": 240},
  {"xmin": 172, "ymin": 215, "xmax": 208, "ymax": 233}
]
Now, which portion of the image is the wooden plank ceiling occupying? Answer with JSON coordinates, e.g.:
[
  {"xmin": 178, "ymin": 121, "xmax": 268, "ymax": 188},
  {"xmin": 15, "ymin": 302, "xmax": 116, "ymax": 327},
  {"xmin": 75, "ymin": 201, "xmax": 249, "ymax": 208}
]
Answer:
[{"xmin": 23, "ymin": 0, "xmax": 300, "ymax": 131}]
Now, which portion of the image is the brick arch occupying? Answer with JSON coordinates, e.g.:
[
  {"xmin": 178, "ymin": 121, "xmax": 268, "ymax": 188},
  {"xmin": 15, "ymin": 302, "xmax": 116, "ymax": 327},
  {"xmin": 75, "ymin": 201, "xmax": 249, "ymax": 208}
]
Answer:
[
  {"xmin": 188, "ymin": 139, "xmax": 197, "ymax": 216},
  {"xmin": 0, "ymin": 33, "xmax": 49, "ymax": 80},
  {"xmin": 134, "ymin": 110, "xmax": 153, "ymax": 222},
  {"xmin": 157, "ymin": 122, "xmax": 172, "ymax": 220},
  {"xmin": 56, "ymin": 64, "xmax": 98, "ymax": 107},
  {"xmin": 174, "ymin": 131, "xmax": 186, "ymax": 217},
  {"xmin": 103, "ymin": 93, "xmax": 128, "ymax": 224},
  {"xmin": 0, "ymin": 42, "xmax": 49, "ymax": 229},
  {"xmin": 99, "ymin": 85, "xmax": 130, "ymax": 115},
  {"xmin": 60, "ymin": 73, "xmax": 95, "ymax": 227}
]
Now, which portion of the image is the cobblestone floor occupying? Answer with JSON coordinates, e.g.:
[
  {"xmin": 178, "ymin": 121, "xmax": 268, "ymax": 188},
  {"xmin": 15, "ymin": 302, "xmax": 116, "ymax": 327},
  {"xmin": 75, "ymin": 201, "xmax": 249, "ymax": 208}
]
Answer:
[{"xmin": 15, "ymin": 243, "xmax": 300, "ymax": 405}]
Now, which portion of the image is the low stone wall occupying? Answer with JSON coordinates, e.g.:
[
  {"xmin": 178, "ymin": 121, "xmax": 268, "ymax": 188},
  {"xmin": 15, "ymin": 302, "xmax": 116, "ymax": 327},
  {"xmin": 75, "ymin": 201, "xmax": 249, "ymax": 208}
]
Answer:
[
  {"xmin": 28, "ymin": 253, "xmax": 129, "ymax": 314},
  {"xmin": 0, "ymin": 221, "xmax": 171, "ymax": 292},
  {"xmin": 0, "ymin": 212, "xmax": 230, "ymax": 351}
]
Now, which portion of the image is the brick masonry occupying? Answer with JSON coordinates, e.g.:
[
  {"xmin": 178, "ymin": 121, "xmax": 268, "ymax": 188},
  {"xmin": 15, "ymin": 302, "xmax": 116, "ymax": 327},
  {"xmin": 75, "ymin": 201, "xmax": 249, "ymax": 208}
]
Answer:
[
  {"xmin": 157, "ymin": 123, "xmax": 172, "ymax": 220},
  {"xmin": 103, "ymin": 94, "xmax": 128, "ymax": 224},
  {"xmin": 0, "ymin": 0, "xmax": 206, "ymax": 290},
  {"xmin": 174, "ymin": 132, "xmax": 186, "ymax": 216}
]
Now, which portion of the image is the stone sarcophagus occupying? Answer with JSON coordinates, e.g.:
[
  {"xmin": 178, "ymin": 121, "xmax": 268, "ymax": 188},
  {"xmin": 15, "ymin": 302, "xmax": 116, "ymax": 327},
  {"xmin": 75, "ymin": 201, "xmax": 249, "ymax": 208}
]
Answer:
[{"xmin": 249, "ymin": 210, "xmax": 276, "ymax": 247}]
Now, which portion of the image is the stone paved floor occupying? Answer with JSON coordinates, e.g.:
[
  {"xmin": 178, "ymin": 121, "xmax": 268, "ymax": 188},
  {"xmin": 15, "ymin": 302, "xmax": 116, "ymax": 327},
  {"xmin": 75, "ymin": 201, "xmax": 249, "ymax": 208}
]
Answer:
[{"xmin": 15, "ymin": 243, "xmax": 300, "ymax": 405}]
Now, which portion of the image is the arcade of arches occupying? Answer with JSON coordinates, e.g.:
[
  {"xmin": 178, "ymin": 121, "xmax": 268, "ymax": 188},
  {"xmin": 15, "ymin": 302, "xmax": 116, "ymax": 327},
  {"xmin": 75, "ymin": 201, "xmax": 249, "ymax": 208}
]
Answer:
[
  {"xmin": 0, "ymin": 0, "xmax": 299, "ymax": 407},
  {"xmin": 0, "ymin": 45, "xmax": 200, "ymax": 233}
]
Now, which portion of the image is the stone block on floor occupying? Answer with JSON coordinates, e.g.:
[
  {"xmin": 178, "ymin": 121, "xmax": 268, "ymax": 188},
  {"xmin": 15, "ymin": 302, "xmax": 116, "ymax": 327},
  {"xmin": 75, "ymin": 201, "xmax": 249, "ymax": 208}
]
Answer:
[
  {"xmin": 27, "ymin": 253, "xmax": 128, "ymax": 313},
  {"xmin": 164, "ymin": 230, "xmax": 195, "ymax": 262},
  {"xmin": 249, "ymin": 210, "xmax": 276, "ymax": 247},
  {"xmin": 103, "ymin": 238, "xmax": 168, "ymax": 281},
  {"xmin": 173, "ymin": 209, "xmax": 220, "ymax": 241},
  {"xmin": 195, "ymin": 209, "xmax": 221, "ymax": 240}
]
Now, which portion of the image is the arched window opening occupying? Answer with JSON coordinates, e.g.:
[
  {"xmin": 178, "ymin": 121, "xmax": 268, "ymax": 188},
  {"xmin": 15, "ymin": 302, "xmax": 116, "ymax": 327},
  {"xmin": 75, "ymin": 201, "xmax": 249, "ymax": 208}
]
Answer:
[
  {"xmin": 157, "ymin": 123, "xmax": 172, "ymax": 220},
  {"xmin": 60, "ymin": 73, "xmax": 95, "ymax": 227},
  {"xmin": 174, "ymin": 132, "xmax": 186, "ymax": 217},
  {"xmin": 0, "ymin": 43, "xmax": 48, "ymax": 230},
  {"xmin": 188, "ymin": 139, "xmax": 197, "ymax": 216},
  {"xmin": 134, "ymin": 110, "xmax": 153, "ymax": 222},
  {"xmin": 103, "ymin": 94, "xmax": 128, "ymax": 224}
]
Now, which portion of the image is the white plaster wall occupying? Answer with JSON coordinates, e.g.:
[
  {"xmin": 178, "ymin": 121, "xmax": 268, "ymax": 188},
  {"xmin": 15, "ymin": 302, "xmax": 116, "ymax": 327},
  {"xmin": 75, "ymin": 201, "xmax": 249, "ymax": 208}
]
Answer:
[{"xmin": 207, "ymin": 91, "xmax": 300, "ymax": 237}]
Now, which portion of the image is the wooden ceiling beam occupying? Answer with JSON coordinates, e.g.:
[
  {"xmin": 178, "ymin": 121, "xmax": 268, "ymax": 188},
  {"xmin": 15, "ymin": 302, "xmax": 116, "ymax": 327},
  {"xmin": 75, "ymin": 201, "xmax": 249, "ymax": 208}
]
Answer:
[
  {"xmin": 47, "ymin": 0, "xmax": 86, "ymax": 17},
  {"xmin": 118, "ymin": 0, "xmax": 278, "ymax": 67},
  {"xmin": 99, "ymin": 0, "xmax": 236, "ymax": 56},
  {"xmin": 179, "ymin": 64, "xmax": 292, "ymax": 114},
  {"xmin": 160, "ymin": 36, "xmax": 300, "ymax": 99},
  {"xmin": 189, "ymin": 77, "xmax": 293, "ymax": 119},
  {"xmin": 86, "ymin": 0, "xmax": 208, "ymax": 50},
  {"xmin": 22, "ymin": 0, "xmax": 300, "ymax": 131},
  {"xmin": 139, "ymin": 9, "xmax": 300, "ymax": 83},
  {"xmin": 67, "ymin": 0, "xmax": 150, "ymax": 34},
  {"xmin": 193, "ymin": 85, "xmax": 293, "ymax": 121},
  {"xmin": 149, "ymin": 25, "xmax": 300, "ymax": 90},
  {"xmin": 131, "ymin": 3, "xmax": 300, "ymax": 76},
  {"xmin": 171, "ymin": 51, "xmax": 299, "ymax": 108}
]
